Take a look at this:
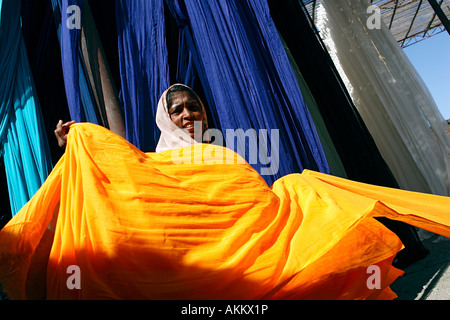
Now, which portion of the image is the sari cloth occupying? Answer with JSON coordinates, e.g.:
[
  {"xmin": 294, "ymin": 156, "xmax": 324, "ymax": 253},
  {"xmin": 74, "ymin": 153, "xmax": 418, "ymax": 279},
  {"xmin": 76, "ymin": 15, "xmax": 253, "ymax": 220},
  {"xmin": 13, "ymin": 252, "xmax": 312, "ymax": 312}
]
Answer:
[{"xmin": 0, "ymin": 123, "xmax": 449, "ymax": 300}]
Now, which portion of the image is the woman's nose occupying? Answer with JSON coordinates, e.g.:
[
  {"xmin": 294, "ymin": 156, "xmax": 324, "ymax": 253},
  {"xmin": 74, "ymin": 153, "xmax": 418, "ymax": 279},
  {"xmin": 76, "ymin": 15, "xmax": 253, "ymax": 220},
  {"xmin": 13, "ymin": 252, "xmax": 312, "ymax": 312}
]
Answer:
[{"xmin": 181, "ymin": 107, "xmax": 195, "ymax": 119}]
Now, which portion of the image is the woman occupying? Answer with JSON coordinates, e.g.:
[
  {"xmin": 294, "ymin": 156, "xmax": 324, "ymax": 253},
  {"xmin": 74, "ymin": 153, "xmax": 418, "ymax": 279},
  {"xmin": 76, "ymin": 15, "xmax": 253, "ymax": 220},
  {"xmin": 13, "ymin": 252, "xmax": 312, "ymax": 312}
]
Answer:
[
  {"xmin": 57, "ymin": 84, "xmax": 430, "ymax": 268},
  {"xmin": 55, "ymin": 84, "xmax": 209, "ymax": 151},
  {"xmin": 1, "ymin": 84, "xmax": 450, "ymax": 300}
]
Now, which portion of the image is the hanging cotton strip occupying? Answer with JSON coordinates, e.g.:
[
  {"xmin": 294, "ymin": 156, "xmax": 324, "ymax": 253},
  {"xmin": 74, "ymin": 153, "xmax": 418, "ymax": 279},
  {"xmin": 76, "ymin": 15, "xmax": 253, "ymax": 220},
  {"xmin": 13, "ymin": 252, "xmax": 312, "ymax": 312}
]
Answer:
[
  {"xmin": 116, "ymin": 0, "xmax": 170, "ymax": 152},
  {"xmin": 317, "ymin": 0, "xmax": 450, "ymax": 196},
  {"xmin": 51, "ymin": 0, "xmax": 100, "ymax": 124},
  {"xmin": 0, "ymin": 0, "xmax": 52, "ymax": 215},
  {"xmin": 279, "ymin": 32, "xmax": 348, "ymax": 179},
  {"xmin": 268, "ymin": 0, "xmax": 400, "ymax": 189}
]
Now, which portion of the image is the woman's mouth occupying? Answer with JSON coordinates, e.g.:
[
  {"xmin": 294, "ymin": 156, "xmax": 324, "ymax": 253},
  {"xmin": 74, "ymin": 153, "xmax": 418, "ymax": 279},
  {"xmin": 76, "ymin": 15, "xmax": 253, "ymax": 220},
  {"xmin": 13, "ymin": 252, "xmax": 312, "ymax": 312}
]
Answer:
[{"xmin": 183, "ymin": 123, "xmax": 196, "ymax": 133}]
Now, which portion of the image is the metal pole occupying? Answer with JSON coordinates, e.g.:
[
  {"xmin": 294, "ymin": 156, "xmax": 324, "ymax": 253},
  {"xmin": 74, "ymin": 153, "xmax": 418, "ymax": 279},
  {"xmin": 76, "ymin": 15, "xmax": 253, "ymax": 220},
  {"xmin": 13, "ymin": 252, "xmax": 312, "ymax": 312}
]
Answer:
[{"xmin": 427, "ymin": 0, "xmax": 450, "ymax": 35}]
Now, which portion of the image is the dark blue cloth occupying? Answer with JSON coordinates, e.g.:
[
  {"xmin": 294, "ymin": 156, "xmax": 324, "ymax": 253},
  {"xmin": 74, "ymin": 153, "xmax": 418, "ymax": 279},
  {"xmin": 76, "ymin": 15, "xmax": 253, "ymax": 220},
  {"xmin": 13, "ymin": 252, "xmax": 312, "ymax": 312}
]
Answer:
[
  {"xmin": 116, "ymin": 0, "xmax": 170, "ymax": 152},
  {"xmin": 47, "ymin": 0, "xmax": 330, "ymax": 186},
  {"xmin": 51, "ymin": 0, "xmax": 99, "ymax": 124},
  {"xmin": 166, "ymin": 0, "xmax": 330, "ymax": 185}
]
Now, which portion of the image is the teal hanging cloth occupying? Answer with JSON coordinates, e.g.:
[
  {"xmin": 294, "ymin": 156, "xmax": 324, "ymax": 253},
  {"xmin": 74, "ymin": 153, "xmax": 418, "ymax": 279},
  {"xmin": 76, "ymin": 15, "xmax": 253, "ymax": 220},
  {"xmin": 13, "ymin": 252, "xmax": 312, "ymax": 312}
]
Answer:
[{"xmin": 0, "ymin": 0, "xmax": 52, "ymax": 216}]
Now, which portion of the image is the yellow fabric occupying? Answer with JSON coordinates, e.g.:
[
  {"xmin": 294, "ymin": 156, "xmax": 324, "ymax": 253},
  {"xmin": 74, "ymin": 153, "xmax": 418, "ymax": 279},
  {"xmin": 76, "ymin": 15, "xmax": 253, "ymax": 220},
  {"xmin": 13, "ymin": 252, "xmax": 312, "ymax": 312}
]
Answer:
[{"xmin": 1, "ymin": 123, "xmax": 449, "ymax": 300}]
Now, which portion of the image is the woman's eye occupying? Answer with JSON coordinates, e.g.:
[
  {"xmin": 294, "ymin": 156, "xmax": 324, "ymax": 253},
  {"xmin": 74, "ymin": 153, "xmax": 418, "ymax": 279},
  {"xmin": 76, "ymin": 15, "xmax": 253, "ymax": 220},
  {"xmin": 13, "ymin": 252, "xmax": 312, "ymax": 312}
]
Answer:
[{"xmin": 170, "ymin": 108, "xmax": 182, "ymax": 115}]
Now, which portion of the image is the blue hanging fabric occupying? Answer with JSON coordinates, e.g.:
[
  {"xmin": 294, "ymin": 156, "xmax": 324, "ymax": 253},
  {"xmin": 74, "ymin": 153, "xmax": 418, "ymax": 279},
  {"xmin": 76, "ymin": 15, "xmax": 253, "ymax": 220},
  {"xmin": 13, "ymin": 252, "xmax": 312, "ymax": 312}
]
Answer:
[
  {"xmin": 174, "ymin": 22, "xmax": 223, "ymax": 131},
  {"xmin": 166, "ymin": 0, "xmax": 330, "ymax": 185},
  {"xmin": 50, "ymin": 0, "xmax": 99, "ymax": 124},
  {"xmin": 0, "ymin": 0, "xmax": 52, "ymax": 215},
  {"xmin": 116, "ymin": 0, "xmax": 170, "ymax": 152},
  {"xmin": 113, "ymin": 0, "xmax": 329, "ymax": 183},
  {"xmin": 175, "ymin": 28, "xmax": 196, "ymax": 89}
]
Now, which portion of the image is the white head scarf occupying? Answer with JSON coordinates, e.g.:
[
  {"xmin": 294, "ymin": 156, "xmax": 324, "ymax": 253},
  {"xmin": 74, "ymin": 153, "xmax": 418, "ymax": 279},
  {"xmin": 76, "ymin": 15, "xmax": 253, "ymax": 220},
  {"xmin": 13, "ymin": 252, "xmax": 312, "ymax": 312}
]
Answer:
[{"xmin": 155, "ymin": 84, "xmax": 209, "ymax": 153}]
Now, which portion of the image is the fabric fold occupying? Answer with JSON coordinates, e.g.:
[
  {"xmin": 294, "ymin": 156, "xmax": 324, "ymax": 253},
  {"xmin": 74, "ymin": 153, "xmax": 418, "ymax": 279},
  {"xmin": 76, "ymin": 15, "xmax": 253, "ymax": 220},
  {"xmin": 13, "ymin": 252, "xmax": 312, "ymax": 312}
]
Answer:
[{"xmin": 1, "ymin": 123, "xmax": 449, "ymax": 300}]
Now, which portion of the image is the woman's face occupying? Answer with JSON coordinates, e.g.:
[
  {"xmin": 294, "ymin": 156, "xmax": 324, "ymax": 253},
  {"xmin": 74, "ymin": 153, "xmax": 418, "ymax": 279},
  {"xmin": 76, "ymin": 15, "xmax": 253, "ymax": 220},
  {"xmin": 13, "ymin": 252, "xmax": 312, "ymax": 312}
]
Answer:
[{"xmin": 167, "ymin": 90, "xmax": 206, "ymax": 140}]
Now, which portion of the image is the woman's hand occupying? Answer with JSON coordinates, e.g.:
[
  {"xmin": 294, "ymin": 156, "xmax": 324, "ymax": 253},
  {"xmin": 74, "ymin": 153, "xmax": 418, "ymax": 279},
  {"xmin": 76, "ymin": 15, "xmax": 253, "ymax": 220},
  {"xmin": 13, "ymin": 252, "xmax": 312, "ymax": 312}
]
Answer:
[{"xmin": 54, "ymin": 120, "xmax": 75, "ymax": 148}]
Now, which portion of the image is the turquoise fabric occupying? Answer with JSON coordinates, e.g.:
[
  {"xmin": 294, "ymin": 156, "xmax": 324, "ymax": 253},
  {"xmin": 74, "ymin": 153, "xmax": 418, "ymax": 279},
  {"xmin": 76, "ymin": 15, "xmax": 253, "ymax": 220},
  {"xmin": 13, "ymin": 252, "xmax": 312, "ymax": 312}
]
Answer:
[{"xmin": 0, "ymin": 0, "xmax": 52, "ymax": 215}]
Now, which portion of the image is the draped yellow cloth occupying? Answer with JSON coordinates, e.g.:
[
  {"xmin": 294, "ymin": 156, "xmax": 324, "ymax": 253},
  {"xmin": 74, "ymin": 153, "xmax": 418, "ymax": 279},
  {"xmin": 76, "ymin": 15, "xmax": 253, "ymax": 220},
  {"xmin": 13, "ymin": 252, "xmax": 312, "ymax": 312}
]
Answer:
[{"xmin": 1, "ymin": 123, "xmax": 449, "ymax": 300}]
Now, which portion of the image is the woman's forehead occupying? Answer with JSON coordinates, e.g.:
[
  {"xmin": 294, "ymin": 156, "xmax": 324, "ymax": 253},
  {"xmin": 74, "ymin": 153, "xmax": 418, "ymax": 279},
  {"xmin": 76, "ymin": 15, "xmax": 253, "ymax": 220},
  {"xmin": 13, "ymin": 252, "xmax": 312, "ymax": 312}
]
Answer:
[{"xmin": 167, "ymin": 90, "xmax": 200, "ymax": 108}]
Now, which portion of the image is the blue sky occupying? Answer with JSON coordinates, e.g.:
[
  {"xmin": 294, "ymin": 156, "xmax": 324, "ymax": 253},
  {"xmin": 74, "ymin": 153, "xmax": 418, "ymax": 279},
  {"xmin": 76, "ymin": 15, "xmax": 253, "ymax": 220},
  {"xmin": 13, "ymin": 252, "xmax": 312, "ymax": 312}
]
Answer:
[{"xmin": 403, "ymin": 32, "xmax": 450, "ymax": 120}]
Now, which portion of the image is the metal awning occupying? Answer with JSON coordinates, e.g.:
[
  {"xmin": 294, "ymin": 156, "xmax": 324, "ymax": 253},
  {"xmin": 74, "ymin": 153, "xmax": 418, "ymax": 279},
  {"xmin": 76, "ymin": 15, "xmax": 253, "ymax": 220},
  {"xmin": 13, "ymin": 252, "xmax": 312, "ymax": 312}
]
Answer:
[{"xmin": 301, "ymin": 0, "xmax": 450, "ymax": 47}]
